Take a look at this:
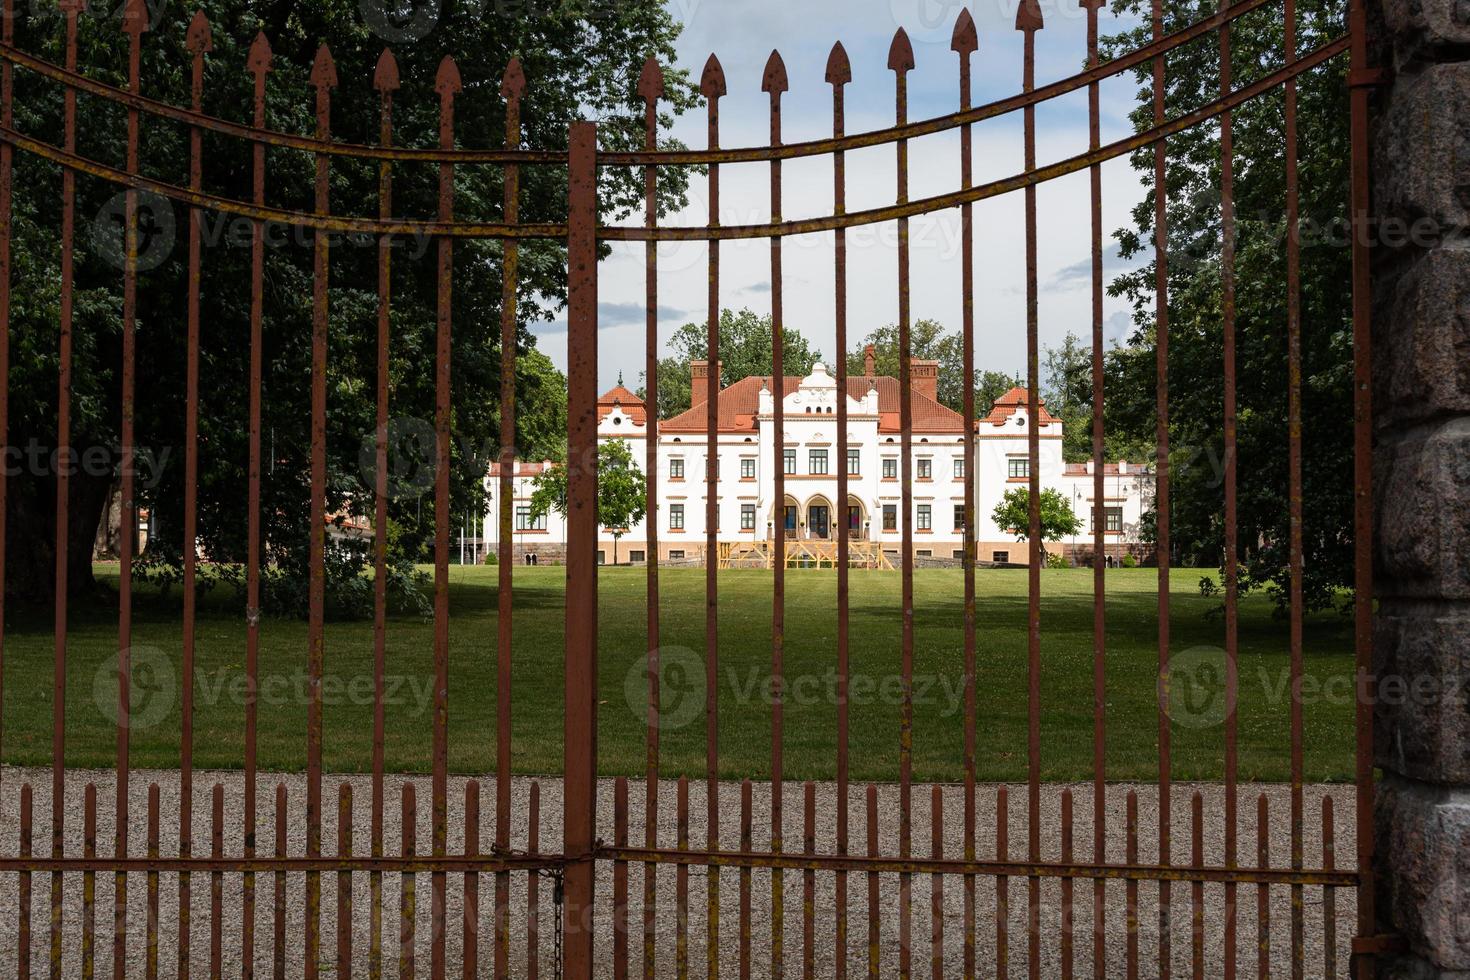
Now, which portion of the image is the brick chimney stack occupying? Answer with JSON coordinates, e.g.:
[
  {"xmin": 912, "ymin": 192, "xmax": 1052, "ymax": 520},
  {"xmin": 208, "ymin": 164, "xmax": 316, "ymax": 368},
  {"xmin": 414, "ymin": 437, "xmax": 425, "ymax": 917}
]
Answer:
[
  {"xmin": 911, "ymin": 359, "xmax": 940, "ymax": 402},
  {"xmin": 690, "ymin": 360, "xmax": 720, "ymax": 407},
  {"xmin": 863, "ymin": 344, "xmax": 876, "ymax": 376}
]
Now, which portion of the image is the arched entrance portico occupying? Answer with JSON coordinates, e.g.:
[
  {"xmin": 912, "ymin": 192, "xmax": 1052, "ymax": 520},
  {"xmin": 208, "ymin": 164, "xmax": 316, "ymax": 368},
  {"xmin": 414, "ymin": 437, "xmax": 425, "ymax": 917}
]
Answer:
[
  {"xmin": 805, "ymin": 495, "xmax": 833, "ymax": 540},
  {"xmin": 845, "ymin": 496, "xmax": 866, "ymax": 540},
  {"xmin": 769, "ymin": 496, "xmax": 799, "ymax": 540}
]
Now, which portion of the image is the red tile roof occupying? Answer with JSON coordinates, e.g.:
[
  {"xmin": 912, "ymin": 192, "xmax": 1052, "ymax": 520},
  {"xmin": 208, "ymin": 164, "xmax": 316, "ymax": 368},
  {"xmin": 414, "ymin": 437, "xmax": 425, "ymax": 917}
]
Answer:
[
  {"xmin": 979, "ymin": 386, "xmax": 1061, "ymax": 427},
  {"xmin": 597, "ymin": 384, "xmax": 647, "ymax": 425},
  {"xmin": 659, "ymin": 375, "xmax": 966, "ymax": 434},
  {"xmin": 486, "ymin": 461, "xmax": 553, "ymax": 477}
]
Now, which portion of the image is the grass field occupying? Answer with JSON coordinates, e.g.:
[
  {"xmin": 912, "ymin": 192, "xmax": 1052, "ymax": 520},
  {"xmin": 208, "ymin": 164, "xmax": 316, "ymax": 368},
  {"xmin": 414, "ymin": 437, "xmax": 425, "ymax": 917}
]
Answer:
[{"xmin": 0, "ymin": 565, "xmax": 1357, "ymax": 782}]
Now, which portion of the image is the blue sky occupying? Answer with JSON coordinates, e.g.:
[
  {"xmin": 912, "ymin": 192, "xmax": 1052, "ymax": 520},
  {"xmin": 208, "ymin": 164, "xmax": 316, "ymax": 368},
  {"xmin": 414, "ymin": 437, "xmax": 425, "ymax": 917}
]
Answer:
[{"xmin": 537, "ymin": 0, "xmax": 1156, "ymax": 392}]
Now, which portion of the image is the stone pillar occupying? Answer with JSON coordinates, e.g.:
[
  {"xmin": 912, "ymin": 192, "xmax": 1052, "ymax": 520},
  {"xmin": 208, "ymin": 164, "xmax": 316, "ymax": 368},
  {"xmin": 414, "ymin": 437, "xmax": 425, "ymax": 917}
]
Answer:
[{"xmin": 1371, "ymin": 0, "xmax": 1470, "ymax": 975}]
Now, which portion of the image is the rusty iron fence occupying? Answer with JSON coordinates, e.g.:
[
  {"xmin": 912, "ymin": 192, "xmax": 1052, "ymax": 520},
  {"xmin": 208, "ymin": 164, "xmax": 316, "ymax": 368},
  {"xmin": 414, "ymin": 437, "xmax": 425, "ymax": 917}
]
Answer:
[{"xmin": 0, "ymin": 0, "xmax": 1381, "ymax": 974}]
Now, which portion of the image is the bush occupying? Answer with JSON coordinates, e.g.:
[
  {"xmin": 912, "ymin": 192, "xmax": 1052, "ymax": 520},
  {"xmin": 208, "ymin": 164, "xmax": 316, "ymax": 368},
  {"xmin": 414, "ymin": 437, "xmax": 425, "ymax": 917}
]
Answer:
[
  {"xmin": 1198, "ymin": 574, "xmax": 1219, "ymax": 597},
  {"xmin": 1121, "ymin": 554, "xmax": 1138, "ymax": 568},
  {"xmin": 1045, "ymin": 551, "xmax": 1069, "ymax": 569}
]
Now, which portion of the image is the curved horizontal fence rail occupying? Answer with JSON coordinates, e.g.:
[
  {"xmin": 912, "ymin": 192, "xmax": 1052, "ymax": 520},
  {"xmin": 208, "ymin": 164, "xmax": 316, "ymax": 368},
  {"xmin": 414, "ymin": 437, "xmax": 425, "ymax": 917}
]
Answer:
[
  {"xmin": 0, "ymin": 0, "xmax": 1376, "ymax": 973},
  {"xmin": 0, "ymin": 35, "xmax": 1346, "ymax": 241}
]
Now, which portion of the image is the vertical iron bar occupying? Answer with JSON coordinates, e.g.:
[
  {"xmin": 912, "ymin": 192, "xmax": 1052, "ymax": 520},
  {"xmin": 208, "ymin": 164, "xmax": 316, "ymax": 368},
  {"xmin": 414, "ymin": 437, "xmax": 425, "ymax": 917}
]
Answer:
[
  {"xmin": 764, "ymin": 48, "xmax": 788, "ymax": 980},
  {"xmin": 401, "ymin": 784, "xmax": 416, "ymax": 980},
  {"xmin": 1282, "ymin": 0, "xmax": 1306, "ymax": 974},
  {"xmin": 888, "ymin": 28, "xmax": 916, "ymax": 980},
  {"xmin": 1125, "ymin": 791, "xmax": 1138, "ymax": 980},
  {"xmin": 950, "ymin": 16, "xmax": 979, "ymax": 980},
  {"xmin": 0, "ymin": 0, "xmax": 12, "ymax": 813},
  {"xmin": 826, "ymin": 41, "xmax": 852, "ymax": 980},
  {"xmin": 563, "ymin": 119, "xmax": 600, "ymax": 978},
  {"xmin": 51, "ymin": 6, "xmax": 82, "ymax": 971},
  {"xmin": 430, "ymin": 56, "xmax": 461, "ymax": 980},
  {"xmin": 21, "ymin": 783, "xmax": 33, "ymax": 980},
  {"xmin": 698, "ymin": 58, "xmax": 725, "ymax": 976},
  {"xmin": 866, "ymin": 784, "xmax": 879, "ymax": 980},
  {"xmin": 495, "ymin": 57, "xmax": 525, "ymax": 980},
  {"xmin": 1218, "ymin": 6, "xmax": 1241, "ymax": 976},
  {"xmin": 1082, "ymin": 1, "xmax": 1109, "ymax": 975},
  {"xmin": 1017, "ymin": 5, "xmax": 1045, "ymax": 976},
  {"xmin": 997, "ymin": 785, "xmax": 1009, "ymax": 980},
  {"xmin": 1322, "ymin": 798, "xmax": 1336, "ymax": 979},
  {"xmin": 463, "ymin": 781, "xmax": 479, "ymax": 979},
  {"xmin": 305, "ymin": 48, "xmax": 338, "ymax": 980},
  {"xmin": 1191, "ymin": 792, "xmax": 1204, "ymax": 979},
  {"xmin": 147, "ymin": 785, "xmax": 158, "ymax": 978},
  {"xmin": 182, "ymin": 13, "xmax": 209, "ymax": 980},
  {"xmin": 243, "ymin": 33, "xmax": 273, "ymax": 980},
  {"xmin": 1150, "ymin": 0, "xmax": 1174, "ymax": 963},
  {"xmin": 370, "ymin": 45, "xmax": 397, "ymax": 980},
  {"xmin": 339, "ymin": 784, "xmax": 354, "ymax": 980},
  {"xmin": 1062, "ymin": 789, "xmax": 1074, "ymax": 980},
  {"xmin": 527, "ymin": 781, "xmax": 540, "ymax": 980},
  {"xmin": 802, "ymin": 781, "xmax": 815, "ymax": 980},
  {"xmin": 636, "ymin": 57, "xmax": 663, "ymax": 980}
]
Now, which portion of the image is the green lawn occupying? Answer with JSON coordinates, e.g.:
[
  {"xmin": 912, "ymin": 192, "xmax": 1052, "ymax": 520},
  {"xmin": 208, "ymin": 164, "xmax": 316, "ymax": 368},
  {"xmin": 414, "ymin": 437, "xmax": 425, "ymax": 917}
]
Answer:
[{"xmin": 1, "ymin": 565, "xmax": 1357, "ymax": 782}]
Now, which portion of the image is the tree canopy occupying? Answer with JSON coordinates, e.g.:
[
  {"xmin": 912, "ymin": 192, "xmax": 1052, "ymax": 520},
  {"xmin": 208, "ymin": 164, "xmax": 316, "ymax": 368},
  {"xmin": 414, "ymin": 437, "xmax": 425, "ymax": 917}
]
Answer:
[
  {"xmin": 4, "ymin": 0, "xmax": 696, "ymax": 608},
  {"xmin": 992, "ymin": 487, "xmax": 1084, "ymax": 544},
  {"xmin": 848, "ymin": 319, "xmax": 1015, "ymax": 414},
  {"xmin": 526, "ymin": 439, "xmax": 646, "ymax": 564}
]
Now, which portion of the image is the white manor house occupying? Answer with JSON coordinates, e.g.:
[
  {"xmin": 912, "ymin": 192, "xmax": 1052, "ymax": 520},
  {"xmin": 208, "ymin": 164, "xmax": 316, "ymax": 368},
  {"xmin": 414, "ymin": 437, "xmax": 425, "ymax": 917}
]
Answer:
[{"xmin": 485, "ymin": 352, "xmax": 1152, "ymax": 567}]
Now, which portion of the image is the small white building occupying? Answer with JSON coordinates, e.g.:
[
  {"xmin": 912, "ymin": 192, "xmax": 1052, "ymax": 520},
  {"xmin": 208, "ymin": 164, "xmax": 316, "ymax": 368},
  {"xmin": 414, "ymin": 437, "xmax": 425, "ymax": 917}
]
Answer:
[{"xmin": 485, "ymin": 355, "xmax": 1150, "ymax": 566}]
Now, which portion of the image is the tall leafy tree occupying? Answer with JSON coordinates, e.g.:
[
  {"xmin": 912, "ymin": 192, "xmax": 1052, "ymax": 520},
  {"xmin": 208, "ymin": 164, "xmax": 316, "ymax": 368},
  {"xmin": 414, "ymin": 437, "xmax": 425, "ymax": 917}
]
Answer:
[
  {"xmin": 526, "ymin": 439, "xmax": 646, "ymax": 565},
  {"xmin": 644, "ymin": 308, "xmax": 824, "ymax": 419},
  {"xmin": 3, "ymin": 0, "xmax": 697, "ymax": 605},
  {"xmin": 992, "ymin": 486, "xmax": 1084, "ymax": 543},
  {"xmin": 850, "ymin": 318, "xmax": 1017, "ymax": 413},
  {"xmin": 1100, "ymin": 0, "xmax": 1353, "ymax": 610}
]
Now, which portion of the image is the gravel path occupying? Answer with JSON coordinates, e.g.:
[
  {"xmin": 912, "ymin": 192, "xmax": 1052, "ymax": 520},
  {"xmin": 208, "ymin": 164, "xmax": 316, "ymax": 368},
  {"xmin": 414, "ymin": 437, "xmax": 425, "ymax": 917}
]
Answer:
[{"xmin": 0, "ymin": 768, "xmax": 1355, "ymax": 977}]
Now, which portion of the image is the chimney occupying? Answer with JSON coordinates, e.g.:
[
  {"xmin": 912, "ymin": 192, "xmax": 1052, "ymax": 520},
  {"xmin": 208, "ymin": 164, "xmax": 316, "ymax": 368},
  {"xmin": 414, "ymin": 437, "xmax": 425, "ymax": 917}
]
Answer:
[
  {"xmin": 690, "ymin": 360, "xmax": 720, "ymax": 408},
  {"xmin": 911, "ymin": 359, "xmax": 939, "ymax": 402},
  {"xmin": 863, "ymin": 344, "xmax": 876, "ymax": 376}
]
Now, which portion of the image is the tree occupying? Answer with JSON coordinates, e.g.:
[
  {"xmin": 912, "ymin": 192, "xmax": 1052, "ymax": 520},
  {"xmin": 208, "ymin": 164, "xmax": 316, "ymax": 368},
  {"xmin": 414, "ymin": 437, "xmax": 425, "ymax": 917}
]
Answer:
[
  {"xmin": 643, "ymin": 309, "xmax": 824, "ymax": 419},
  {"xmin": 992, "ymin": 487, "xmax": 1084, "ymax": 544},
  {"xmin": 3, "ymin": 0, "xmax": 697, "ymax": 606},
  {"xmin": 1100, "ymin": 0, "xmax": 1353, "ymax": 611},
  {"xmin": 527, "ymin": 440, "xmax": 647, "ymax": 565}
]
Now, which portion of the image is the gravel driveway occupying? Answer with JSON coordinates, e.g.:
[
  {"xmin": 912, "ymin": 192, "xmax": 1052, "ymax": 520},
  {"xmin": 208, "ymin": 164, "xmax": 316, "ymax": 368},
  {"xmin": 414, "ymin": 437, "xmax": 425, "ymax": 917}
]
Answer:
[{"xmin": 0, "ymin": 768, "xmax": 1355, "ymax": 977}]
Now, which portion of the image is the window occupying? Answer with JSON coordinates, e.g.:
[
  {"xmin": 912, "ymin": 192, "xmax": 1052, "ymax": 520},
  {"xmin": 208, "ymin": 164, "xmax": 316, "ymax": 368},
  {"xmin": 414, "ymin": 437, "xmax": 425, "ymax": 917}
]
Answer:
[
  {"xmin": 954, "ymin": 504, "xmax": 967, "ymax": 531},
  {"xmin": 917, "ymin": 505, "xmax": 932, "ymax": 531},
  {"xmin": 1094, "ymin": 506, "xmax": 1124, "ymax": 533},
  {"xmin": 917, "ymin": 458, "xmax": 932, "ymax": 480},
  {"xmin": 740, "ymin": 504, "xmax": 757, "ymax": 531},
  {"xmin": 629, "ymin": 550, "xmax": 646, "ymax": 563},
  {"xmin": 809, "ymin": 449, "xmax": 829, "ymax": 475},
  {"xmin": 669, "ymin": 457, "xmax": 684, "ymax": 480},
  {"xmin": 741, "ymin": 457, "xmax": 756, "ymax": 479},
  {"xmin": 882, "ymin": 458, "xmax": 898, "ymax": 479},
  {"xmin": 847, "ymin": 449, "xmax": 860, "ymax": 475},
  {"xmin": 952, "ymin": 550, "xmax": 966, "ymax": 560},
  {"xmin": 992, "ymin": 550, "xmax": 1010, "ymax": 563},
  {"xmin": 954, "ymin": 458, "xmax": 965, "ymax": 479},
  {"xmin": 784, "ymin": 448, "xmax": 797, "ymax": 474},
  {"xmin": 917, "ymin": 549, "xmax": 932, "ymax": 558},
  {"xmin": 669, "ymin": 550, "xmax": 685, "ymax": 560},
  {"xmin": 515, "ymin": 506, "xmax": 546, "ymax": 531},
  {"xmin": 669, "ymin": 504, "xmax": 684, "ymax": 530},
  {"xmin": 597, "ymin": 551, "xmax": 606, "ymax": 565},
  {"xmin": 882, "ymin": 504, "xmax": 897, "ymax": 531},
  {"xmin": 1008, "ymin": 457, "xmax": 1030, "ymax": 479}
]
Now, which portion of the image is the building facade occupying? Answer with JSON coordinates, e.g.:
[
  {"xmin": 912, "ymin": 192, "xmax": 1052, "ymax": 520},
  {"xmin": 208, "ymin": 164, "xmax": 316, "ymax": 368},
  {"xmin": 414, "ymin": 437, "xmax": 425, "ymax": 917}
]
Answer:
[{"xmin": 485, "ymin": 356, "xmax": 1151, "ymax": 566}]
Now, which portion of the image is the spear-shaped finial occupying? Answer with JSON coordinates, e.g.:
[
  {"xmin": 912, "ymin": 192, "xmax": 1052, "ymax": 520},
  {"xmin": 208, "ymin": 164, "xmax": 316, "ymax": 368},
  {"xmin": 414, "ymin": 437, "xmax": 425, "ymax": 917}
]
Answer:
[
  {"xmin": 501, "ymin": 56, "xmax": 526, "ymax": 102},
  {"xmin": 121, "ymin": 0, "xmax": 148, "ymax": 34},
  {"xmin": 699, "ymin": 53, "xmax": 726, "ymax": 100},
  {"xmin": 1016, "ymin": 0, "xmax": 1045, "ymax": 32},
  {"xmin": 185, "ymin": 10, "xmax": 212, "ymax": 52},
  {"xmin": 637, "ymin": 56, "xmax": 664, "ymax": 103},
  {"xmin": 888, "ymin": 27, "xmax": 915, "ymax": 74},
  {"xmin": 761, "ymin": 49, "xmax": 788, "ymax": 97},
  {"xmin": 435, "ymin": 54, "xmax": 462, "ymax": 97},
  {"xmin": 246, "ymin": 31, "xmax": 272, "ymax": 77},
  {"xmin": 1079, "ymin": 0, "xmax": 1106, "ymax": 11},
  {"xmin": 951, "ymin": 8, "xmax": 978, "ymax": 55},
  {"xmin": 373, "ymin": 47, "xmax": 400, "ymax": 91},
  {"xmin": 309, "ymin": 43, "xmax": 338, "ymax": 90},
  {"xmin": 825, "ymin": 41, "xmax": 851, "ymax": 87}
]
